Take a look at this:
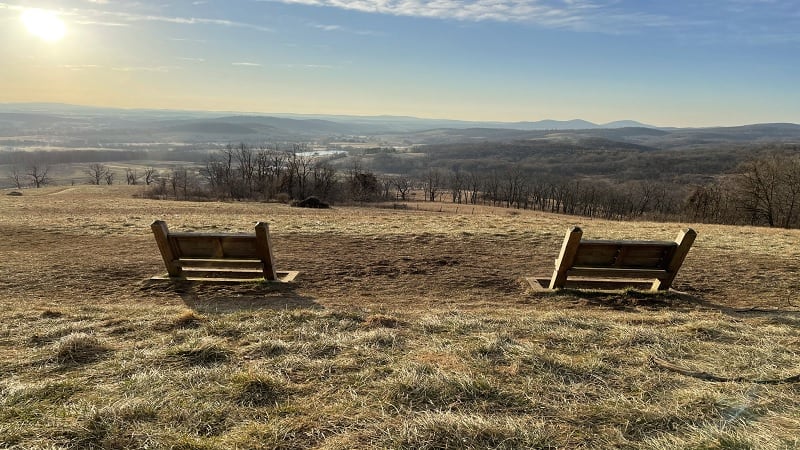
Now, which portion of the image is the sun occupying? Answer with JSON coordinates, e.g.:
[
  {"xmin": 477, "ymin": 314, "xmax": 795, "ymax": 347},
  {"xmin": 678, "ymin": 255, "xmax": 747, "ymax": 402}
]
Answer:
[{"xmin": 21, "ymin": 9, "xmax": 66, "ymax": 42}]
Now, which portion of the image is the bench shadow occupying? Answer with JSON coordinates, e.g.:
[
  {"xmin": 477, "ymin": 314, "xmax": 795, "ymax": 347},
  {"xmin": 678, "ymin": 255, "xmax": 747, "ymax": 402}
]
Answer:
[
  {"xmin": 142, "ymin": 279, "xmax": 322, "ymax": 313},
  {"xmin": 527, "ymin": 283, "xmax": 800, "ymax": 321},
  {"xmin": 539, "ymin": 288, "xmax": 706, "ymax": 312}
]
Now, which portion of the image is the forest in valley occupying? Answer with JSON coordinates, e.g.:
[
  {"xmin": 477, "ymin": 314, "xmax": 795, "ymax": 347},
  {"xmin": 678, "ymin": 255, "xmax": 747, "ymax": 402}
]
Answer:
[{"xmin": 3, "ymin": 131, "xmax": 800, "ymax": 229}]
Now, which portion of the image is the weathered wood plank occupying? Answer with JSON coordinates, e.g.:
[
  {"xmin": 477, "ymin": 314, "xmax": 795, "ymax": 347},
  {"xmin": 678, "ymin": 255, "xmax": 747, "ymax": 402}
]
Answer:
[
  {"xmin": 651, "ymin": 228, "xmax": 697, "ymax": 291},
  {"xmin": 579, "ymin": 239, "xmax": 677, "ymax": 247},
  {"xmin": 170, "ymin": 235, "xmax": 222, "ymax": 258},
  {"xmin": 151, "ymin": 220, "xmax": 182, "ymax": 277},
  {"xmin": 219, "ymin": 237, "xmax": 261, "ymax": 258},
  {"xmin": 181, "ymin": 267, "xmax": 265, "ymax": 278},
  {"xmin": 549, "ymin": 226, "xmax": 583, "ymax": 289},
  {"xmin": 567, "ymin": 267, "xmax": 669, "ymax": 279},
  {"xmin": 151, "ymin": 270, "xmax": 300, "ymax": 284},
  {"xmin": 178, "ymin": 258, "xmax": 262, "ymax": 269},
  {"xmin": 255, "ymin": 222, "xmax": 277, "ymax": 281}
]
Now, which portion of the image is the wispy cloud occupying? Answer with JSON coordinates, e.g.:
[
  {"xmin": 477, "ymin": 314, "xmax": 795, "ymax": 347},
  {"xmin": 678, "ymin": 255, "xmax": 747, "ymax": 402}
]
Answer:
[
  {"xmin": 74, "ymin": 20, "xmax": 130, "ymax": 27},
  {"xmin": 1, "ymin": 1, "xmax": 274, "ymax": 32},
  {"xmin": 58, "ymin": 64, "xmax": 102, "ymax": 70},
  {"xmin": 179, "ymin": 56, "xmax": 206, "ymax": 62},
  {"xmin": 310, "ymin": 22, "xmax": 380, "ymax": 35},
  {"xmin": 232, "ymin": 62, "xmax": 262, "ymax": 66},
  {"xmin": 263, "ymin": 0, "xmax": 797, "ymax": 38},
  {"xmin": 280, "ymin": 63, "xmax": 336, "ymax": 69},
  {"xmin": 90, "ymin": 10, "xmax": 275, "ymax": 32},
  {"xmin": 111, "ymin": 65, "xmax": 174, "ymax": 72},
  {"xmin": 170, "ymin": 37, "xmax": 209, "ymax": 43},
  {"xmin": 312, "ymin": 23, "xmax": 342, "ymax": 31},
  {"xmin": 267, "ymin": 0, "xmax": 675, "ymax": 32}
]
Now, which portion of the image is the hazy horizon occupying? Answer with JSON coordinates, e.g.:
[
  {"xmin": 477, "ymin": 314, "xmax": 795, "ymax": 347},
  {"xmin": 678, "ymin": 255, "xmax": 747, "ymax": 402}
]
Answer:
[
  {"xmin": 2, "ymin": 1, "xmax": 799, "ymax": 128},
  {"xmin": 5, "ymin": 100, "xmax": 800, "ymax": 130}
]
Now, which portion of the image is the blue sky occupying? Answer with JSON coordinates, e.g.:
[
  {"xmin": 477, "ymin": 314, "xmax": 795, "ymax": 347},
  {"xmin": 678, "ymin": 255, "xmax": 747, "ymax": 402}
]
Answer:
[{"xmin": 1, "ymin": 0, "xmax": 798, "ymax": 126}]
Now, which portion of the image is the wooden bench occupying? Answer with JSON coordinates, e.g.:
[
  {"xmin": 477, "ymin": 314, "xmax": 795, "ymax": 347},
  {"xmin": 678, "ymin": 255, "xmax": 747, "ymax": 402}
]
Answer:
[
  {"xmin": 150, "ymin": 220, "xmax": 298, "ymax": 283},
  {"xmin": 527, "ymin": 226, "xmax": 696, "ymax": 292}
]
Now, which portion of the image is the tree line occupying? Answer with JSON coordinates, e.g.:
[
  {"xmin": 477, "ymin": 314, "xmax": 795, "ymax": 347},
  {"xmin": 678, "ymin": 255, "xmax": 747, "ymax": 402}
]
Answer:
[
  {"xmin": 5, "ymin": 143, "xmax": 800, "ymax": 228},
  {"xmin": 146, "ymin": 143, "xmax": 383, "ymax": 204}
]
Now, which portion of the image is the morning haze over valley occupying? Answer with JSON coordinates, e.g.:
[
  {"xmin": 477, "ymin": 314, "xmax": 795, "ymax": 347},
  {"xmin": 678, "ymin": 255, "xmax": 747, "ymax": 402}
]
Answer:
[{"xmin": 2, "ymin": 1, "xmax": 800, "ymax": 449}]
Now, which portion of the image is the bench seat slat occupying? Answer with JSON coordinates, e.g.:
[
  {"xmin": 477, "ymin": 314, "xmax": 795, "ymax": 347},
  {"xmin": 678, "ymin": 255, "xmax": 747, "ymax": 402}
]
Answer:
[
  {"xmin": 579, "ymin": 240, "xmax": 677, "ymax": 247},
  {"xmin": 181, "ymin": 268, "xmax": 266, "ymax": 278},
  {"xmin": 181, "ymin": 268, "xmax": 264, "ymax": 274},
  {"xmin": 169, "ymin": 232, "xmax": 254, "ymax": 239},
  {"xmin": 178, "ymin": 258, "xmax": 263, "ymax": 269},
  {"xmin": 567, "ymin": 267, "xmax": 669, "ymax": 279}
]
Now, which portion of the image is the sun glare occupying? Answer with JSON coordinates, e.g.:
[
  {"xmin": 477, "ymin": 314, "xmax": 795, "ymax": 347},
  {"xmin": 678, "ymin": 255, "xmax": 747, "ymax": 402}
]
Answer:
[{"xmin": 21, "ymin": 9, "xmax": 66, "ymax": 42}]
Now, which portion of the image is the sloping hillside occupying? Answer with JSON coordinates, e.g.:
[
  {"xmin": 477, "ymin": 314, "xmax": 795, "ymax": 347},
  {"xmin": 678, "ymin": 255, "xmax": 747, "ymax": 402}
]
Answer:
[{"xmin": 0, "ymin": 186, "xmax": 798, "ymax": 448}]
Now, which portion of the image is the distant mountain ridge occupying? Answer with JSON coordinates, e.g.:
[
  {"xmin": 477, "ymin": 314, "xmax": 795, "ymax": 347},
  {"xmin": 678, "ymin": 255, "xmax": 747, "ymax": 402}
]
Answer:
[
  {"xmin": 0, "ymin": 102, "xmax": 661, "ymax": 131},
  {"xmin": 1, "ymin": 102, "xmax": 799, "ymax": 148}
]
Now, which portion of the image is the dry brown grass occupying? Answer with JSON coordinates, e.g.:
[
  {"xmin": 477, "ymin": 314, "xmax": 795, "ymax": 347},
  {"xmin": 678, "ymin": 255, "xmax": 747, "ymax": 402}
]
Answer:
[{"xmin": 1, "ymin": 185, "xmax": 799, "ymax": 448}]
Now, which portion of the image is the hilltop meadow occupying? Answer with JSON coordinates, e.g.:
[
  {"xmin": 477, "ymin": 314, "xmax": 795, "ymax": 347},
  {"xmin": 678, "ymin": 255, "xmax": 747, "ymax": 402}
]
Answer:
[{"xmin": 1, "ymin": 185, "xmax": 799, "ymax": 449}]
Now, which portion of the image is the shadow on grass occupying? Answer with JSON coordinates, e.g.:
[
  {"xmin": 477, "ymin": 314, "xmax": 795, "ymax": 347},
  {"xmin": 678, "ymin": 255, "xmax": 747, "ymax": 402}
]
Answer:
[
  {"xmin": 529, "ymin": 284, "xmax": 800, "ymax": 321},
  {"xmin": 140, "ymin": 279, "xmax": 322, "ymax": 313},
  {"xmin": 528, "ymin": 286, "xmax": 708, "ymax": 312}
]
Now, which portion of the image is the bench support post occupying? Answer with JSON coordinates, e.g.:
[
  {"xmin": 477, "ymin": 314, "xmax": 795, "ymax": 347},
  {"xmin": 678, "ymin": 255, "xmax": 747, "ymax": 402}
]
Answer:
[
  {"xmin": 651, "ymin": 228, "xmax": 697, "ymax": 291},
  {"xmin": 254, "ymin": 222, "xmax": 278, "ymax": 281},
  {"xmin": 151, "ymin": 220, "xmax": 182, "ymax": 277},
  {"xmin": 549, "ymin": 226, "xmax": 583, "ymax": 289}
]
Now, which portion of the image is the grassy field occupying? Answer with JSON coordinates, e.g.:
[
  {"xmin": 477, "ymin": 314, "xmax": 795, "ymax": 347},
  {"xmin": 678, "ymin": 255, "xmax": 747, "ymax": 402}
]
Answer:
[{"xmin": 1, "ymin": 185, "xmax": 799, "ymax": 449}]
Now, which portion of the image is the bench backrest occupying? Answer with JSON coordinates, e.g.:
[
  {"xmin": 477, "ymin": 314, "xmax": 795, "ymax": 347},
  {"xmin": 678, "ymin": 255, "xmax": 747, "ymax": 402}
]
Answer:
[
  {"xmin": 549, "ymin": 226, "xmax": 696, "ymax": 291},
  {"xmin": 151, "ymin": 220, "xmax": 277, "ymax": 280}
]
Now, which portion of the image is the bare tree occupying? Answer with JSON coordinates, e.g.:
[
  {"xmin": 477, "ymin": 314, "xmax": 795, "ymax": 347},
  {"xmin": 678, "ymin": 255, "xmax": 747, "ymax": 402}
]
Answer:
[
  {"xmin": 7, "ymin": 166, "xmax": 23, "ymax": 189},
  {"xmin": 233, "ymin": 143, "xmax": 255, "ymax": 197},
  {"xmin": 392, "ymin": 176, "xmax": 412, "ymax": 201},
  {"xmin": 311, "ymin": 163, "xmax": 337, "ymax": 200},
  {"xmin": 464, "ymin": 171, "xmax": 481, "ymax": 205},
  {"xmin": 27, "ymin": 163, "xmax": 50, "ymax": 188},
  {"xmin": 379, "ymin": 175, "xmax": 393, "ymax": 200},
  {"xmin": 143, "ymin": 167, "xmax": 157, "ymax": 185},
  {"xmin": 125, "ymin": 168, "xmax": 138, "ymax": 185},
  {"xmin": 500, "ymin": 167, "xmax": 524, "ymax": 208},
  {"xmin": 290, "ymin": 150, "xmax": 314, "ymax": 200},
  {"xmin": 170, "ymin": 167, "xmax": 187, "ymax": 199},
  {"xmin": 737, "ymin": 156, "xmax": 781, "ymax": 227},
  {"xmin": 424, "ymin": 168, "xmax": 442, "ymax": 202},
  {"xmin": 448, "ymin": 169, "xmax": 464, "ymax": 204},
  {"xmin": 86, "ymin": 163, "xmax": 110, "ymax": 185},
  {"xmin": 777, "ymin": 155, "xmax": 800, "ymax": 228}
]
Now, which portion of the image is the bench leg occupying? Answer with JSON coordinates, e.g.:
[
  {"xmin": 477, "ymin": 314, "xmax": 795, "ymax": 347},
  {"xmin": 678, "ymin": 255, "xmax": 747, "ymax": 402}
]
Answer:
[
  {"xmin": 255, "ymin": 222, "xmax": 278, "ymax": 281},
  {"xmin": 651, "ymin": 228, "xmax": 697, "ymax": 291},
  {"xmin": 549, "ymin": 226, "xmax": 583, "ymax": 289},
  {"xmin": 151, "ymin": 220, "xmax": 182, "ymax": 277}
]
